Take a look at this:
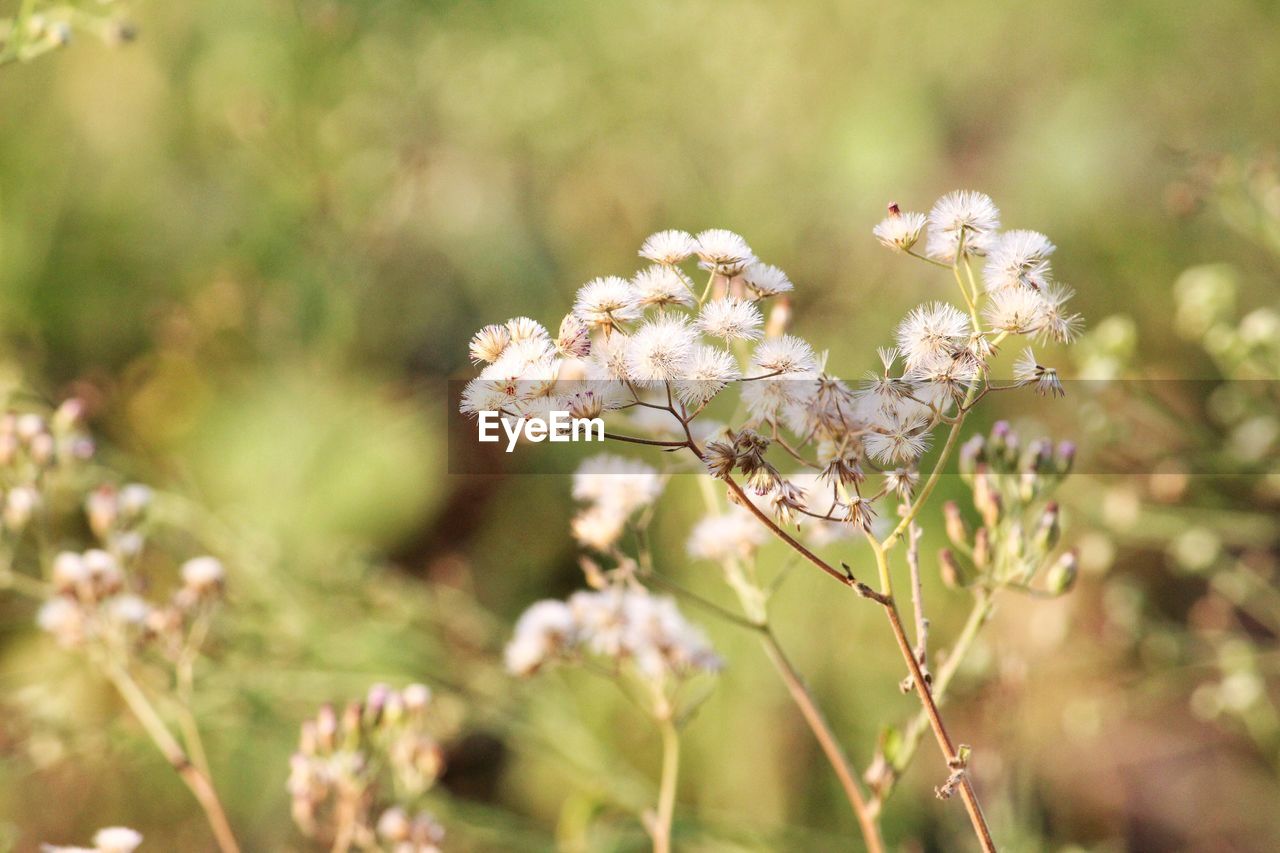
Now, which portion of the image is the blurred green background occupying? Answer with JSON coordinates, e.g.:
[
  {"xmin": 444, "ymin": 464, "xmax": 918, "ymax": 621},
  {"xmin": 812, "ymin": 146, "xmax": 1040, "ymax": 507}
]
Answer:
[{"xmin": 2, "ymin": 0, "xmax": 1280, "ymax": 849}]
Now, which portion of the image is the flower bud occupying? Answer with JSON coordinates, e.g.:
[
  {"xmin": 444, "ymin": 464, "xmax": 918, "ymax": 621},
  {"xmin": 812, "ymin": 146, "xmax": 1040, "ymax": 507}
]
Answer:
[
  {"xmin": 1047, "ymin": 549, "xmax": 1079, "ymax": 595},
  {"xmin": 403, "ymin": 683, "xmax": 431, "ymax": 713},
  {"xmin": 29, "ymin": 433, "xmax": 55, "ymax": 468},
  {"xmin": 52, "ymin": 551, "xmax": 89, "ymax": 593},
  {"xmin": 53, "ymin": 398, "xmax": 85, "ymax": 433},
  {"xmin": 377, "ymin": 806, "xmax": 412, "ymax": 842},
  {"xmin": 315, "ymin": 704, "xmax": 338, "ymax": 752},
  {"xmin": 4, "ymin": 486, "xmax": 40, "ymax": 531},
  {"xmin": 86, "ymin": 487, "xmax": 118, "ymax": 540},
  {"xmin": 958, "ymin": 435, "xmax": 985, "ymax": 479},
  {"xmin": 1056, "ymin": 441, "xmax": 1076, "ymax": 476},
  {"xmin": 973, "ymin": 471, "xmax": 1001, "ymax": 528},
  {"xmin": 943, "ymin": 501, "xmax": 971, "ymax": 549},
  {"xmin": 1033, "ymin": 502, "xmax": 1062, "ymax": 555},
  {"xmin": 939, "ymin": 549, "xmax": 964, "ymax": 589},
  {"xmin": 972, "ymin": 527, "xmax": 991, "ymax": 571},
  {"xmin": 118, "ymin": 484, "xmax": 153, "ymax": 523},
  {"xmin": 180, "ymin": 556, "xmax": 225, "ymax": 596},
  {"xmin": 15, "ymin": 413, "xmax": 44, "ymax": 443}
]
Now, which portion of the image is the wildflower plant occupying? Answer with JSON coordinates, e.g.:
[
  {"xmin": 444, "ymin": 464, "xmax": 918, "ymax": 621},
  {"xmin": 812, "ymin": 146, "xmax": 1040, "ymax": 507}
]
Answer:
[
  {"xmin": 462, "ymin": 191, "xmax": 1084, "ymax": 850},
  {"xmin": 287, "ymin": 684, "xmax": 447, "ymax": 853},
  {"xmin": 0, "ymin": 401, "xmax": 238, "ymax": 853}
]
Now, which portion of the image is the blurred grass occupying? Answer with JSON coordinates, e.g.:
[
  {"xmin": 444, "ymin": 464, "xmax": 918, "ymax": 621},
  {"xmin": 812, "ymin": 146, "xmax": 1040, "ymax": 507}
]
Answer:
[{"xmin": 1, "ymin": 0, "xmax": 1279, "ymax": 849}]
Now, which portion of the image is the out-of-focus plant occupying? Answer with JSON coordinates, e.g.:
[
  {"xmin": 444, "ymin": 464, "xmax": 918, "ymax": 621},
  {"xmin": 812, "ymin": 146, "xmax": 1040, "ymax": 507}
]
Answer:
[
  {"xmin": 0, "ymin": 401, "xmax": 238, "ymax": 851},
  {"xmin": 287, "ymin": 683, "xmax": 447, "ymax": 853},
  {"xmin": 461, "ymin": 191, "xmax": 1084, "ymax": 850},
  {"xmin": 1070, "ymin": 154, "xmax": 1280, "ymax": 767},
  {"xmin": 0, "ymin": 0, "xmax": 133, "ymax": 67}
]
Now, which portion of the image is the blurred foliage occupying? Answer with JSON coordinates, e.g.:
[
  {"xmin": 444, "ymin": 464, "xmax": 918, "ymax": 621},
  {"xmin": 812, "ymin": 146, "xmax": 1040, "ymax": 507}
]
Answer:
[{"xmin": 0, "ymin": 0, "xmax": 1278, "ymax": 849}]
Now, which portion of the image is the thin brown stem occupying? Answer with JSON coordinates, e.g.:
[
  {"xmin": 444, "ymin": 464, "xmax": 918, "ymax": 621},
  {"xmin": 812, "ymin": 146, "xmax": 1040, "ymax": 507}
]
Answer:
[
  {"xmin": 105, "ymin": 664, "xmax": 240, "ymax": 853},
  {"xmin": 760, "ymin": 628, "xmax": 885, "ymax": 853},
  {"xmin": 866, "ymin": 545, "xmax": 995, "ymax": 852}
]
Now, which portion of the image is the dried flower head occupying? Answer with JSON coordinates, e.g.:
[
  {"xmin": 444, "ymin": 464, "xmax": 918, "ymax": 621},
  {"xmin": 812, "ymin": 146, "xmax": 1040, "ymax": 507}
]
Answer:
[
  {"xmin": 873, "ymin": 203, "xmax": 927, "ymax": 252},
  {"xmin": 573, "ymin": 276, "xmax": 642, "ymax": 332},
  {"xmin": 639, "ymin": 229, "xmax": 698, "ymax": 265},
  {"xmin": 697, "ymin": 296, "xmax": 763, "ymax": 342},
  {"xmin": 694, "ymin": 229, "xmax": 755, "ymax": 275},
  {"xmin": 926, "ymin": 191, "xmax": 1001, "ymax": 261}
]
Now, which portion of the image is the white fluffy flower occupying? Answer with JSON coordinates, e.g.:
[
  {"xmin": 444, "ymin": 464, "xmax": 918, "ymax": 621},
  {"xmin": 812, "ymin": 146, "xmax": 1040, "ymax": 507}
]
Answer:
[
  {"xmin": 505, "ymin": 599, "xmax": 577, "ymax": 676},
  {"xmin": 572, "ymin": 454, "xmax": 663, "ymax": 516},
  {"xmin": 872, "ymin": 205, "xmax": 927, "ymax": 252},
  {"xmin": 469, "ymin": 324, "xmax": 512, "ymax": 364},
  {"xmin": 895, "ymin": 302, "xmax": 972, "ymax": 371},
  {"xmin": 742, "ymin": 262, "xmax": 794, "ymax": 297},
  {"xmin": 639, "ymin": 229, "xmax": 697, "ymax": 265},
  {"xmin": 632, "ymin": 265, "xmax": 694, "ymax": 309},
  {"xmin": 925, "ymin": 191, "xmax": 1001, "ymax": 261},
  {"xmin": 624, "ymin": 316, "xmax": 696, "ymax": 382},
  {"xmin": 686, "ymin": 509, "xmax": 768, "ymax": 562},
  {"xmin": 750, "ymin": 335, "xmax": 818, "ymax": 375},
  {"xmin": 863, "ymin": 414, "xmax": 933, "ymax": 465},
  {"xmin": 573, "ymin": 277, "xmax": 642, "ymax": 331},
  {"xmin": 694, "ymin": 229, "xmax": 755, "ymax": 275},
  {"xmin": 675, "ymin": 345, "xmax": 741, "ymax": 407},
  {"xmin": 1035, "ymin": 282, "xmax": 1084, "ymax": 344},
  {"xmin": 983, "ymin": 286, "xmax": 1047, "ymax": 334},
  {"xmin": 983, "ymin": 229, "xmax": 1055, "ymax": 292},
  {"xmin": 36, "ymin": 597, "xmax": 82, "ymax": 645},
  {"xmin": 697, "ymin": 296, "xmax": 763, "ymax": 342},
  {"xmin": 505, "ymin": 316, "xmax": 551, "ymax": 346},
  {"xmin": 571, "ymin": 504, "xmax": 628, "ymax": 552},
  {"xmin": 181, "ymin": 556, "xmax": 225, "ymax": 591}
]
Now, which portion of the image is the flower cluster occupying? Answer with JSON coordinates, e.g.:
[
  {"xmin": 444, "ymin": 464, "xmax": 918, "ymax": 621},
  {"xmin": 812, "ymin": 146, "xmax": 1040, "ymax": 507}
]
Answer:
[
  {"xmin": 941, "ymin": 421, "xmax": 1078, "ymax": 593},
  {"xmin": 505, "ymin": 586, "xmax": 722, "ymax": 683},
  {"xmin": 288, "ymin": 683, "xmax": 446, "ymax": 852},
  {"xmin": 460, "ymin": 193, "xmax": 1082, "ymax": 544},
  {"xmin": 570, "ymin": 454, "xmax": 664, "ymax": 552}
]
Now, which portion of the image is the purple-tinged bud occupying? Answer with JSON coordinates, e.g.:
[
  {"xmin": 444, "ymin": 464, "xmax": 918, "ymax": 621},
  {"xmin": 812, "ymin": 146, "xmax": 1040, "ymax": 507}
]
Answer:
[
  {"xmin": 943, "ymin": 501, "xmax": 971, "ymax": 549},
  {"xmin": 973, "ymin": 527, "xmax": 991, "ymax": 570},
  {"xmin": 939, "ymin": 549, "xmax": 964, "ymax": 589},
  {"xmin": 1056, "ymin": 441, "xmax": 1076, "ymax": 475}
]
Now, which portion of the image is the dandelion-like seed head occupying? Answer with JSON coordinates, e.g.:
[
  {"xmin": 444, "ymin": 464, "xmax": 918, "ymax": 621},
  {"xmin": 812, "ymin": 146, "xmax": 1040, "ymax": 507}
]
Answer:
[
  {"xmin": 694, "ymin": 229, "xmax": 755, "ymax": 275},
  {"xmin": 983, "ymin": 229, "xmax": 1056, "ymax": 292},
  {"xmin": 624, "ymin": 316, "xmax": 696, "ymax": 383},
  {"xmin": 873, "ymin": 204, "xmax": 927, "ymax": 253},
  {"xmin": 468, "ymin": 324, "xmax": 511, "ymax": 364},
  {"xmin": 926, "ymin": 191, "xmax": 1001, "ymax": 261},
  {"xmin": 984, "ymin": 286, "xmax": 1047, "ymax": 334},
  {"xmin": 697, "ymin": 296, "xmax": 763, "ymax": 342},
  {"xmin": 895, "ymin": 302, "xmax": 972, "ymax": 371},
  {"xmin": 505, "ymin": 316, "xmax": 551, "ymax": 346},
  {"xmin": 573, "ymin": 276, "xmax": 642, "ymax": 332},
  {"xmin": 750, "ymin": 335, "xmax": 818, "ymax": 375},
  {"xmin": 1035, "ymin": 282, "xmax": 1084, "ymax": 344},
  {"xmin": 742, "ymin": 262, "xmax": 794, "ymax": 298},
  {"xmin": 639, "ymin": 229, "xmax": 698, "ymax": 265},
  {"xmin": 864, "ymin": 414, "xmax": 933, "ymax": 465},
  {"xmin": 632, "ymin": 264, "xmax": 694, "ymax": 309},
  {"xmin": 675, "ymin": 345, "xmax": 741, "ymax": 407}
]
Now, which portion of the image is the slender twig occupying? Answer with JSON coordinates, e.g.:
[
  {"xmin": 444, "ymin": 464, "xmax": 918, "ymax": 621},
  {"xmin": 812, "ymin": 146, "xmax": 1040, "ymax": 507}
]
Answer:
[
  {"xmin": 104, "ymin": 663, "xmax": 241, "ymax": 853},
  {"xmin": 866, "ymin": 543, "xmax": 996, "ymax": 852},
  {"xmin": 760, "ymin": 629, "xmax": 886, "ymax": 853},
  {"xmin": 886, "ymin": 591, "xmax": 993, "ymax": 798},
  {"xmin": 906, "ymin": 521, "xmax": 930, "ymax": 682},
  {"xmin": 652, "ymin": 716, "xmax": 681, "ymax": 853}
]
